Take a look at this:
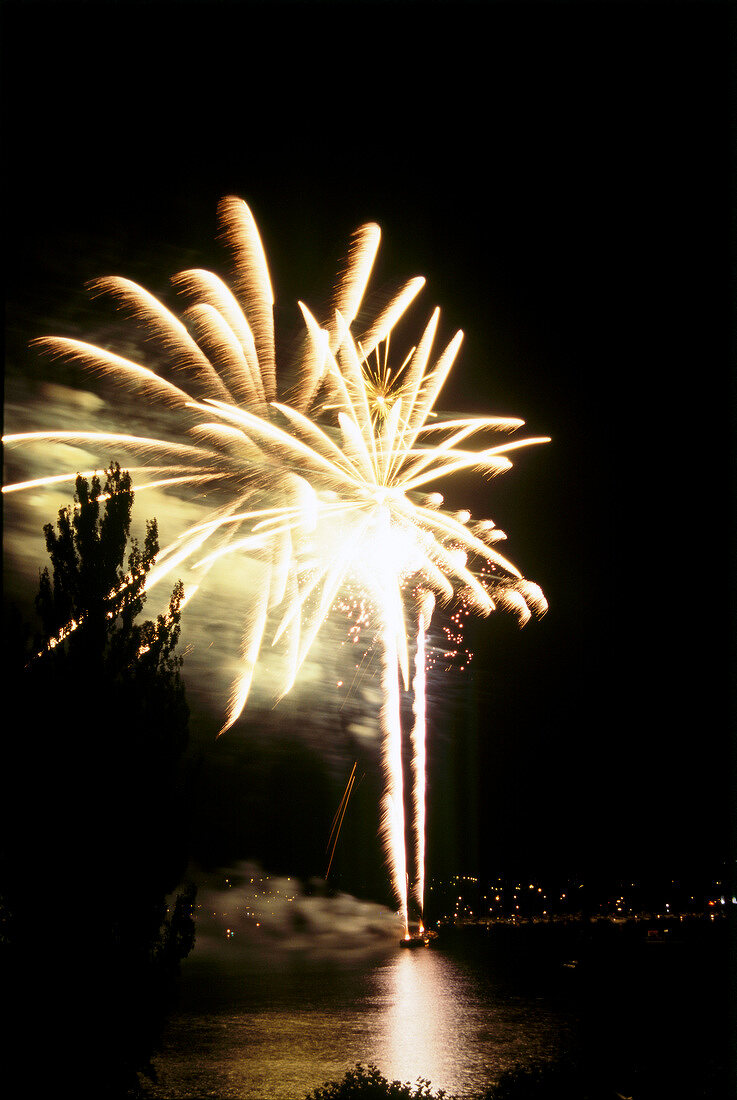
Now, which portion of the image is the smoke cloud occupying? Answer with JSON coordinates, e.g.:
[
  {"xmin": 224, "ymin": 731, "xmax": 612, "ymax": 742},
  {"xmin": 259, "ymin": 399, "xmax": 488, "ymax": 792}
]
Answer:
[{"xmin": 187, "ymin": 861, "xmax": 400, "ymax": 963}]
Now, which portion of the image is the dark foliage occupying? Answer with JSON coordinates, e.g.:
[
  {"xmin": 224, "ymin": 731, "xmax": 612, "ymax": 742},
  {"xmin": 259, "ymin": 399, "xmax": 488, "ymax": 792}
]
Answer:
[
  {"xmin": 1, "ymin": 465, "xmax": 195, "ymax": 1098},
  {"xmin": 305, "ymin": 1063, "xmax": 449, "ymax": 1100},
  {"xmin": 305, "ymin": 1058, "xmax": 706, "ymax": 1100},
  {"xmin": 304, "ymin": 1054, "xmax": 733, "ymax": 1100},
  {"xmin": 479, "ymin": 1059, "xmax": 606, "ymax": 1100}
]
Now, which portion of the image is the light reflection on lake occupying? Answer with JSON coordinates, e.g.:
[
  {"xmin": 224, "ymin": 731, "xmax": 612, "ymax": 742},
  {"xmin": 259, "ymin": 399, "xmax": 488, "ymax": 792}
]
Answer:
[
  {"xmin": 150, "ymin": 938, "xmax": 574, "ymax": 1099},
  {"xmin": 373, "ymin": 947, "xmax": 567, "ymax": 1097}
]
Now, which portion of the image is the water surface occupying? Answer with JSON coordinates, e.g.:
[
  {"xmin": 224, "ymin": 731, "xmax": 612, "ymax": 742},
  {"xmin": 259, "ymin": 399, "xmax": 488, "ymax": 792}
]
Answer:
[
  {"xmin": 149, "ymin": 873, "xmax": 729, "ymax": 1099},
  {"xmin": 150, "ymin": 929, "xmax": 576, "ymax": 1099}
]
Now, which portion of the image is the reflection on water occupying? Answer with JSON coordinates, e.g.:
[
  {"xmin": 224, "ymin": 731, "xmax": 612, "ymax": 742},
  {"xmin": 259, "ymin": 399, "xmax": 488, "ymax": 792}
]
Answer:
[
  {"xmin": 150, "ymin": 939, "xmax": 574, "ymax": 1099},
  {"xmin": 374, "ymin": 949, "xmax": 570, "ymax": 1097},
  {"xmin": 384, "ymin": 951, "xmax": 454, "ymax": 1085}
]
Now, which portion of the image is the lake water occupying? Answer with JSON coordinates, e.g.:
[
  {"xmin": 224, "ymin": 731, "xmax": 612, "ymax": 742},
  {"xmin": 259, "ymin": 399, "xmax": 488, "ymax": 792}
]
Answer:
[
  {"xmin": 148, "ymin": 880, "xmax": 729, "ymax": 1100},
  {"xmin": 149, "ymin": 936, "xmax": 576, "ymax": 1099}
]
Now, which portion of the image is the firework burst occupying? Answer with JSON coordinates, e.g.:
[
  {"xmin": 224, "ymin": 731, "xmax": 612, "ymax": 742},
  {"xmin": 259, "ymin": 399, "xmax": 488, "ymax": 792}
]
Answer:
[{"xmin": 3, "ymin": 198, "xmax": 549, "ymax": 933}]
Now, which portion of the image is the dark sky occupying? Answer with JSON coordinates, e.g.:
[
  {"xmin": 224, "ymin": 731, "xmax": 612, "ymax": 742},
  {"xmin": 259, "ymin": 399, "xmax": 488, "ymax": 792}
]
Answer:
[{"xmin": 4, "ymin": 0, "xmax": 734, "ymax": 894}]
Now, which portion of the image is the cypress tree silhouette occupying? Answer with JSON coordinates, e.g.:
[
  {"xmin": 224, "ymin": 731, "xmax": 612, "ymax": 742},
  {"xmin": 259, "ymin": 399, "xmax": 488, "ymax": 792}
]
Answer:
[{"xmin": 2, "ymin": 464, "xmax": 195, "ymax": 1098}]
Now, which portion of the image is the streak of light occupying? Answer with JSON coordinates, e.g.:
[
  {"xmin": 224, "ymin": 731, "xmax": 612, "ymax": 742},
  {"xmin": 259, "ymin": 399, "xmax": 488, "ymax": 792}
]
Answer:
[{"xmin": 325, "ymin": 762, "xmax": 357, "ymax": 881}]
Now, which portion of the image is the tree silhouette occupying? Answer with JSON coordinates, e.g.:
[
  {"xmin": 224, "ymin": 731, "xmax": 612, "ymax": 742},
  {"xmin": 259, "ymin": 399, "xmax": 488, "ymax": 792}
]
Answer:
[
  {"xmin": 305, "ymin": 1063, "xmax": 449, "ymax": 1099},
  {"xmin": 2, "ymin": 464, "xmax": 195, "ymax": 1098}
]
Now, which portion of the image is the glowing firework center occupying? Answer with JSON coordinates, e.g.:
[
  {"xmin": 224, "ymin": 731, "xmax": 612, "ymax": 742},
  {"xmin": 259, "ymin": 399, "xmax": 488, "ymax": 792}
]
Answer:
[{"xmin": 3, "ymin": 199, "xmax": 549, "ymax": 938}]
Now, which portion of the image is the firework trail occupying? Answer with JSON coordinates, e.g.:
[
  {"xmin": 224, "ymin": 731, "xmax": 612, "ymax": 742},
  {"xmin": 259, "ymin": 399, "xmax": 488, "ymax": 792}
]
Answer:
[
  {"xmin": 411, "ymin": 592, "xmax": 434, "ymax": 929},
  {"xmin": 326, "ymin": 762, "xmax": 357, "ymax": 881},
  {"xmin": 3, "ymin": 198, "xmax": 548, "ymax": 934}
]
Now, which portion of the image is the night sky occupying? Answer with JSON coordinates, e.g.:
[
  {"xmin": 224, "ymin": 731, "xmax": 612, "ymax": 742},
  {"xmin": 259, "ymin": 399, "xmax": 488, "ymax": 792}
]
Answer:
[{"xmin": 4, "ymin": 1, "xmax": 734, "ymax": 898}]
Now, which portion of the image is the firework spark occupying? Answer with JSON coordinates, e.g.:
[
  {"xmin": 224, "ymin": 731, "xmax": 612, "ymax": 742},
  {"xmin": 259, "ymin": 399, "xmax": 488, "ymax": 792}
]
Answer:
[{"xmin": 3, "ymin": 199, "xmax": 548, "ymax": 933}]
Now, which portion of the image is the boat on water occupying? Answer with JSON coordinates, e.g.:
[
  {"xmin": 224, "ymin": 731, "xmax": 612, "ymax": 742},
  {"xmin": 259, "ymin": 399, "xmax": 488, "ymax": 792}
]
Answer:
[
  {"xmin": 399, "ymin": 928, "xmax": 438, "ymax": 949},
  {"xmin": 400, "ymin": 933, "xmax": 430, "ymax": 948},
  {"xmin": 645, "ymin": 927, "xmax": 683, "ymax": 944}
]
